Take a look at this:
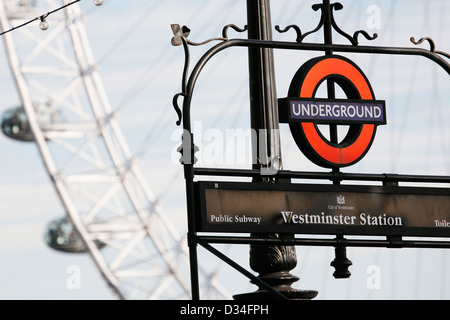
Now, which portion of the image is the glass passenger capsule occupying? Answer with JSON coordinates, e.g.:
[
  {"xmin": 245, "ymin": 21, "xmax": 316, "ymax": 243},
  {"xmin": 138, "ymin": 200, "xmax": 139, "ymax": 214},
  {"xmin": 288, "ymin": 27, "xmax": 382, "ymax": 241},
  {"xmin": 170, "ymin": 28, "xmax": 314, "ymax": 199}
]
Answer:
[
  {"xmin": 44, "ymin": 216, "xmax": 105, "ymax": 253},
  {"xmin": 1, "ymin": 106, "xmax": 34, "ymax": 142}
]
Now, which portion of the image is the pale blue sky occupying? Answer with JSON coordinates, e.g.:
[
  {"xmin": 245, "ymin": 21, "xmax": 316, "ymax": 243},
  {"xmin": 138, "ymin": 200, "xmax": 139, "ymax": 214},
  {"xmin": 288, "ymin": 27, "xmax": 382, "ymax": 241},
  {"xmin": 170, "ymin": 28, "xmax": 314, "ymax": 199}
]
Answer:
[{"xmin": 0, "ymin": 0, "xmax": 449, "ymax": 299}]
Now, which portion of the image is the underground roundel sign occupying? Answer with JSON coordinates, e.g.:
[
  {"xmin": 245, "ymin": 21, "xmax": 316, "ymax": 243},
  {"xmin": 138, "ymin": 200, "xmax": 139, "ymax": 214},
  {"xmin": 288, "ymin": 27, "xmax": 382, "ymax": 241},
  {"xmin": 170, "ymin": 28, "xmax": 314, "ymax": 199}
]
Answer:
[{"xmin": 279, "ymin": 55, "xmax": 386, "ymax": 168}]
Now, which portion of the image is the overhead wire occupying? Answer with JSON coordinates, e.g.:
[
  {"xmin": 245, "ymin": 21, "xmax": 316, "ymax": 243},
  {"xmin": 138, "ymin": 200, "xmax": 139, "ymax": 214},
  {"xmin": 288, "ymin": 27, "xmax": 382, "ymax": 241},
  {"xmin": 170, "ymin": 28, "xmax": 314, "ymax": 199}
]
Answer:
[
  {"xmin": 0, "ymin": 0, "xmax": 240, "ymax": 210},
  {"xmin": 121, "ymin": 0, "xmax": 243, "ymax": 204},
  {"xmin": 7, "ymin": 0, "xmax": 446, "ymax": 299},
  {"xmin": 139, "ymin": 0, "xmax": 450, "ymax": 300},
  {"xmin": 110, "ymin": 0, "xmax": 450, "ymax": 300},
  {"xmin": 129, "ymin": 2, "xmax": 250, "ymax": 293},
  {"xmin": 85, "ymin": 1, "xmax": 234, "ymax": 187},
  {"xmin": 95, "ymin": 1, "xmax": 163, "ymax": 65},
  {"xmin": 126, "ymin": 0, "xmax": 241, "ymax": 158},
  {"xmin": 110, "ymin": 0, "xmax": 234, "ymax": 115},
  {"xmin": 0, "ymin": 0, "xmax": 83, "ymax": 36}
]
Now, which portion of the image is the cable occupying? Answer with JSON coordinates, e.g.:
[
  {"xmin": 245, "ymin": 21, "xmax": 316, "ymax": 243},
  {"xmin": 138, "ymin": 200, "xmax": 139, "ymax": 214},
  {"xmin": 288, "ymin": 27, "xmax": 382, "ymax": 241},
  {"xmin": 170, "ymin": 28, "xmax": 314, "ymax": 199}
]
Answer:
[
  {"xmin": 96, "ymin": 0, "xmax": 162, "ymax": 65},
  {"xmin": 0, "ymin": 0, "xmax": 101, "ymax": 36}
]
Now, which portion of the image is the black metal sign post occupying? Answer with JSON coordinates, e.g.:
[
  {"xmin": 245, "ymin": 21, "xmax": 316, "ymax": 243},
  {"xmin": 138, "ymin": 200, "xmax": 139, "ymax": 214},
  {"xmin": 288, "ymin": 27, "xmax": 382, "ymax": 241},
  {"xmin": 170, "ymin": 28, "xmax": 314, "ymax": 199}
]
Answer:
[
  {"xmin": 233, "ymin": 0, "xmax": 318, "ymax": 300},
  {"xmin": 171, "ymin": 0, "xmax": 450, "ymax": 300}
]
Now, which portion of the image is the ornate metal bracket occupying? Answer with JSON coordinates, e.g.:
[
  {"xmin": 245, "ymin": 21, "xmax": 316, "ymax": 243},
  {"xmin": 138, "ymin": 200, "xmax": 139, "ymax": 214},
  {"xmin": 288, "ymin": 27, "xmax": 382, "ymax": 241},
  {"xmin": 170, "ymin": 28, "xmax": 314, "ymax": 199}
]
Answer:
[
  {"xmin": 411, "ymin": 36, "xmax": 450, "ymax": 60},
  {"xmin": 171, "ymin": 23, "xmax": 247, "ymax": 126},
  {"xmin": 275, "ymin": 2, "xmax": 377, "ymax": 45}
]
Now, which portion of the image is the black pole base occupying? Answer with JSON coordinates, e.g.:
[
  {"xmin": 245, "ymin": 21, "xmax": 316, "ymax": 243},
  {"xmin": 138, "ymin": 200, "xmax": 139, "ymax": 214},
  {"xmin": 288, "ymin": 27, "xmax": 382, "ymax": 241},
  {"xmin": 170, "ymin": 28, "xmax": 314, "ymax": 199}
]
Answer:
[
  {"xmin": 233, "ymin": 288, "xmax": 318, "ymax": 300},
  {"xmin": 233, "ymin": 289, "xmax": 318, "ymax": 300},
  {"xmin": 233, "ymin": 271, "xmax": 318, "ymax": 300}
]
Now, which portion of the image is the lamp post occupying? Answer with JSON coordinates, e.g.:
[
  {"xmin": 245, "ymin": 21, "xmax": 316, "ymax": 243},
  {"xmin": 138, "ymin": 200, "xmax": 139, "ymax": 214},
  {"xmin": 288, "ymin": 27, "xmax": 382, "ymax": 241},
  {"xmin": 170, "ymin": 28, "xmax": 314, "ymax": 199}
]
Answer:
[{"xmin": 233, "ymin": 0, "xmax": 317, "ymax": 300}]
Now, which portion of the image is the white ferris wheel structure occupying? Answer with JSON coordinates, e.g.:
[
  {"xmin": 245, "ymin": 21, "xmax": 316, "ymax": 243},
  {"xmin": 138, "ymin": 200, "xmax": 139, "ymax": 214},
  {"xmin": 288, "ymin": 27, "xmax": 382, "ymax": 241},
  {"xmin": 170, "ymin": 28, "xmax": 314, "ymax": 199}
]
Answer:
[{"xmin": 0, "ymin": 0, "xmax": 230, "ymax": 300}]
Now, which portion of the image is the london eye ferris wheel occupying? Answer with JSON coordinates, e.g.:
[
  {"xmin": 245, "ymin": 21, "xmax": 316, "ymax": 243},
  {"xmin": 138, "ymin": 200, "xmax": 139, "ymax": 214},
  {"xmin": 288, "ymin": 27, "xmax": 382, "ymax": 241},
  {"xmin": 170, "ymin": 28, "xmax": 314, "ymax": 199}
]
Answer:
[
  {"xmin": 1, "ymin": 0, "xmax": 450, "ymax": 300},
  {"xmin": 0, "ymin": 0, "xmax": 230, "ymax": 300}
]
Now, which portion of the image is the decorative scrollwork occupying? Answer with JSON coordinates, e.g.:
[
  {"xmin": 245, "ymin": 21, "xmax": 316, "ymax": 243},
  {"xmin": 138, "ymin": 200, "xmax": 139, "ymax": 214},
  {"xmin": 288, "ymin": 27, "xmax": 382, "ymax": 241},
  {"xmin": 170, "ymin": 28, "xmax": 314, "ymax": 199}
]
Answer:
[
  {"xmin": 330, "ymin": 3, "xmax": 378, "ymax": 45},
  {"xmin": 171, "ymin": 24, "xmax": 190, "ymax": 47},
  {"xmin": 353, "ymin": 30, "xmax": 378, "ymax": 44},
  {"xmin": 171, "ymin": 23, "xmax": 247, "ymax": 47},
  {"xmin": 172, "ymin": 93, "xmax": 184, "ymax": 126},
  {"xmin": 411, "ymin": 36, "xmax": 450, "ymax": 59},
  {"xmin": 275, "ymin": 2, "xmax": 324, "ymax": 43},
  {"xmin": 222, "ymin": 24, "xmax": 248, "ymax": 40},
  {"xmin": 275, "ymin": 1, "xmax": 377, "ymax": 46},
  {"xmin": 275, "ymin": 22, "xmax": 323, "ymax": 43},
  {"xmin": 171, "ymin": 23, "xmax": 247, "ymax": 125}
]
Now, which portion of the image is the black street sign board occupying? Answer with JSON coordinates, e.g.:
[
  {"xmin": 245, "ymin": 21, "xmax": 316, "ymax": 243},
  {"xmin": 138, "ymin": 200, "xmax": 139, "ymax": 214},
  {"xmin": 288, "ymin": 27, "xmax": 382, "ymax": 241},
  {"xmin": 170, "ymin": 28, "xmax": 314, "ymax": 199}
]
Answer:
[{"xmin": 195, "ymin": 181, "xmax": 450, "ymax": 237}]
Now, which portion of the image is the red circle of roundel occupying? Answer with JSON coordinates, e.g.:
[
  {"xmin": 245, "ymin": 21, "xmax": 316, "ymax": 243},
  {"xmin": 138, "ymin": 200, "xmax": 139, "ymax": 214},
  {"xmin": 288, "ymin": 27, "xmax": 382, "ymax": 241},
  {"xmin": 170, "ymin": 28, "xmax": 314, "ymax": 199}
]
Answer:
[{"xmin": 288, "ymin": 55, "xmax": 377, "ymax": 168}]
